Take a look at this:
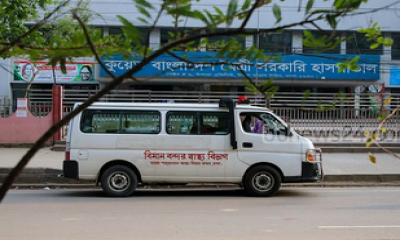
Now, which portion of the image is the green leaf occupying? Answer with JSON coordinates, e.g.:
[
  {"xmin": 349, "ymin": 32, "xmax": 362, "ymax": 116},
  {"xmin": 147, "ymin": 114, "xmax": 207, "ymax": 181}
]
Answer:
[
  {"xmin": 135, "ymin": 0, "xmax": 155, "ymax": 9},
  {"xmin": 117, "ymin": 15, "xmax": 141, "ymax": 45},
  {"xmin": 372, "ymin": 133, "xmax": 377, "ymax": 140},
  {"xmin": 326, "ymin": 14, "xmax": 337, "ymax": 29},
  {"xmin": 226, "ymin": 0, "xmax": 238, "ymax": 26},
  {"xmin": 350, "ymin": 56, "xmax": 360, "ymax": 64},
  {"xmin": 306, "ymin": 0, "xmax": 315, "ymax": 14},
  {"xmin": 260, "ymin": 78, "xmax": 273, "ymax": 88},
  {"xmin": 334, "ymin": 0, "xmax": 345, "ymax": 9},
  {"xmin": 137, "ymin": 17, "xmax": 149, "ymax": 24},
  {"xmin": 369, "ymin": 152, "xmax": 377, "ymax": 164},
  {"xmin": 384, "ymin": 97, "xmax": 393, "ymax": 105},
  {"xmin": 193, "ymin": 10, "xmax": 209, "ymax": 25},
  {"xmin": 349, "ymin": 64, "xmax": 358, "ymax": 71},
  {"xmin": 242, "ymin": 0, "xmax": 251, "ymax": 10},
  {"xmin": 272, "ymin": 4, "xmax": 282, "ymax": 24},
  {"xmin": 303, "ymin": 30, "xmax": 315, "ymax": 40},
  {"xmin": 60, "ymin": 58, "xmax": 67, "ymax": 74},
  {"xmin": 242, "ymin": 79, "xmax": 259, "ymax": 93},
  {"xmin": 213, "ymin": 6, "xmax": 224, "ymax": 16},
  {"xmin": 370, "ymin": 43, "xmax": 380, "ymax": 49},
  {"xmin": 137, "ymin": 5, "xmax": 152, "ymax": 19},
  {"xmin": 366, "ymin": 138, "xmax": 372, "ymax": 148},
  {"xmin": 364, "ymin": 130, "xmax": 370, "ymax": 137}
]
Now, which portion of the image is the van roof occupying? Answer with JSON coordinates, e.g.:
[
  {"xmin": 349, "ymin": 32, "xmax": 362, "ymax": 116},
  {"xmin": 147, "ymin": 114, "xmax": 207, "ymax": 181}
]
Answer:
[{"xmin": 76, "ymin": 102, "xmax": 271, "ymax": 111}]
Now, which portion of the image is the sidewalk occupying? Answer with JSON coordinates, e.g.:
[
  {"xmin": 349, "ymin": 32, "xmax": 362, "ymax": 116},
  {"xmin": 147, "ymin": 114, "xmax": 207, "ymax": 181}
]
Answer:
[{"xmin": 1, "ymin": 148, "xmax": 400, "ymax": 187}]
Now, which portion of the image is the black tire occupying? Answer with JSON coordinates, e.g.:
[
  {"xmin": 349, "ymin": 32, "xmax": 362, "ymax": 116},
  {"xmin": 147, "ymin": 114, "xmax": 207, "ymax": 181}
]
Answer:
[
  {"xmin": 100, "ymin": 165, "xmax": 138, "ymax": 197},
  {"xmin": 244, "ymin": 165, "xmax": 281, "ymax": 197}
]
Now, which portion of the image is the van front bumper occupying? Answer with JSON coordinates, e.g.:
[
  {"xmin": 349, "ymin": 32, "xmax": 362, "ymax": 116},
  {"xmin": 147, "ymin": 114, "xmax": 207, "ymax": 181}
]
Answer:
[
  {"xmin": 283, "ymin": 162, "xmax": 322, "ymax": 183},
  {"xmin": 284, "ymin": 148, "xmax": 323, "ymax": 183},
  {"xmin": 63, "ymin": 160, "xmax": 79, "ymax": 179}
]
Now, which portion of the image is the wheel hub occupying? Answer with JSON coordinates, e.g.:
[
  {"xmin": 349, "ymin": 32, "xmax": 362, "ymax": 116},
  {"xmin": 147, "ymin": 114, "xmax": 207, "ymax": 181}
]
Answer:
[
  {"xmin": 253, "ymin": 173, "xmax": 274, "ymax": 192},
  {"xmin": 109, "ymin": 172, "xmax": 130, "ymax": 192}
]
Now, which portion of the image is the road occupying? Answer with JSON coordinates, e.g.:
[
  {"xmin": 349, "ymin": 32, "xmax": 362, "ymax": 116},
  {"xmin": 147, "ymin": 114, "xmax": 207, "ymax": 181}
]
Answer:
[{"xmin": 1, "ymin": 188, "xmax": 400, "ymax": 240}]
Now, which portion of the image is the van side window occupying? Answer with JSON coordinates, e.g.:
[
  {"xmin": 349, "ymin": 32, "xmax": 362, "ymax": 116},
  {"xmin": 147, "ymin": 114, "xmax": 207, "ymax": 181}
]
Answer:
[
  {"xmin": 80, "ymin": 110, "xmax": 160, "ymax": 134},
  {"xmin": 166, "ymin": 111, "xmax": 229, "ymax": 135},
  {"xmin": 240, "ymin": 112, "xmax": 286, "ymax": 135}
]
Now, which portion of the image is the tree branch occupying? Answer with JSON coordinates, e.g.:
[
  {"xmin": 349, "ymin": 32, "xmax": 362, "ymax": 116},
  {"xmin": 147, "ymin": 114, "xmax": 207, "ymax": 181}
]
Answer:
[
  {"xmin": 0, "ymin": 0, "xmax": 71, "ymax": 57},
  {"xmin": 0, "ymin": 3, "xmax": 364, "ymax": 202},
  {"xmin": 145, "ymin": 2, "xmax": 166, "ymax": 58},
  {"xmin": 240, "ymin": 0, "xmax": 263, "ymax": 29},
  {"xmin": 73, "ymin": 12, "xmax": 116, "ymax": 80}
]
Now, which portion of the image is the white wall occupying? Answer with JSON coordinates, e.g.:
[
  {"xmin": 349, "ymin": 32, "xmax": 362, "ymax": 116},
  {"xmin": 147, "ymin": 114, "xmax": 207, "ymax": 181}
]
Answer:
[
  {"xmin": 87, "ymin": 0, "xmax": 400, "ymax": 31},
  {"xmin": 0, "ymin": 58, "xmax": 12, "ymax": 99}
]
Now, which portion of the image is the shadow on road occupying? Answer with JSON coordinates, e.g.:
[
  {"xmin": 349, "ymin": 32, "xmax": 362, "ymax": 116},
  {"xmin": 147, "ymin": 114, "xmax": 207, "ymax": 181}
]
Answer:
[{"xmin": 52, "ymin": 188, "xmax": 315, "ymax": 198}]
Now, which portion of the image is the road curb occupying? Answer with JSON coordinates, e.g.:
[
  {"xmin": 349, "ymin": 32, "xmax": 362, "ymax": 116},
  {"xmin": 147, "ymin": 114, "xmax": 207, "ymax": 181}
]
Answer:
[
  {"xmin": 1, "ymin": 168, "xmax": 400, "ymax": 188},
  {"xmin": 0, "ymin": 143, "xmax": 53, "ymax": 148},
  {"xmin": 6, "ymin": 183, "xmax": 400, "ymax": 190}
]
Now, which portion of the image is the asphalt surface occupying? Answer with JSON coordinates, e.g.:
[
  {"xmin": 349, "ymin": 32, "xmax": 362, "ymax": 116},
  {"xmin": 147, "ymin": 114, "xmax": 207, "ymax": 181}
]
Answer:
[{"xmin": 2, "ymin": 188, "xmax": 400, "ymax": 240}]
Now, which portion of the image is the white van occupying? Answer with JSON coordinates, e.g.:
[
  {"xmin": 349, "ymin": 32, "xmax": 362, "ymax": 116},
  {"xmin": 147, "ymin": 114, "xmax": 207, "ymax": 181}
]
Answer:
[{"xmin": 63, "ymin": 98, "xmax": 322, "ymax": 197}]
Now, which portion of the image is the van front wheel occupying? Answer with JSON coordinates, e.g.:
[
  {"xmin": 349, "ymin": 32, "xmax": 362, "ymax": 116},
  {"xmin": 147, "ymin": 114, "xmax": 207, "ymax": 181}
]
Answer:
[
  {"xmin": 244, "ymin": 166, "xmax": 281, "ymax": 197},
  {"xmin": 101, "ymin": 165, "xmax": 138, "ymax": 197}
]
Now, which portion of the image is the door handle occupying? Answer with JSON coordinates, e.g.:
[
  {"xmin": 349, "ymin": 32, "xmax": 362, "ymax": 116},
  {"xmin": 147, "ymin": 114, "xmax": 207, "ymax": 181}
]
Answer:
[{"xmin": 242, "ymin": 142, "xmax": 253, "ymax": 148}]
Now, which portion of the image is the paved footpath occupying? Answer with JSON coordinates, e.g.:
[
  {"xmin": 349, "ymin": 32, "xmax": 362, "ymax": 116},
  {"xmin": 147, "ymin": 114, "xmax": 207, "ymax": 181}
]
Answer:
[
  {"xmin": 0, "ymin": 148, "xmax": 400, "ymax": 175},
  {"xmin": 1, "ymin": 148, "xmax": 400, "ymax": 187}
]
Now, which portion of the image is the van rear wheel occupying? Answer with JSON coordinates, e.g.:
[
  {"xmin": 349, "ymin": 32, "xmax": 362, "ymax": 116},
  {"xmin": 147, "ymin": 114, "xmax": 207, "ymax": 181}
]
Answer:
[
  {"xmin": 244, "ymin": 166, "xmax": 281, "ymax": 197},
  {"xmin": 101, "ymin": 165, "xmax": 137, "ymax": 197}
]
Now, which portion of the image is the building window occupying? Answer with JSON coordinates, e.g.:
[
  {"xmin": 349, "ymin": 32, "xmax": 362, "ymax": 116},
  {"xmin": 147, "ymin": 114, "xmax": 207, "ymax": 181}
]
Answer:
[
  {"xmin": 346, "ymin": 32, "xmax": 383, "ymax": 55},
  {"xmin": 303, "ymin": 31, "xmax": 341, "ymax": 54},
  {"xmin": 255, "ymin": 31, "xmax": 292, "ymax": 54},
  {"xmin": 160, "ymin": 28, "xmax": 201, "ymax": 51},
  {"xmin": 392, "ymin": 33, "xmax": 400, "ymax": 59},
  {"xmin": 80, "ymin": 110, "xmax": 160, "ymax": 134},
  {"xmin": 166, "ymin": 111, "xmax": 229, "ymax": 135},
  {"xmin": 109, "ymin": 27, "xmax": 150, "ymax": 46},
  {"xmin": 204, "ymin": 29, "xmax": 245, "ymax": 51}
]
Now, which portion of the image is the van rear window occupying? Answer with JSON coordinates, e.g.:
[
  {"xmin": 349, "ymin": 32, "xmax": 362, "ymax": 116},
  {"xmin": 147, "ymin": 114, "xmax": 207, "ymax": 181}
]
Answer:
[{"xmin": 80, "ymin": 110, "xmax": 160, "ymax": 134}]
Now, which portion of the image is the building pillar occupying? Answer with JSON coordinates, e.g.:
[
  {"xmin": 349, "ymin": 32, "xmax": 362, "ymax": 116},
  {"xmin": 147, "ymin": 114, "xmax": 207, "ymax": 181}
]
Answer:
[
  {"xmin": 292, "ymin": 31, "xmax": 303, "ymax": 54},
  {"xmin": 246, "ymin": 35, "xmax": 253, "ymax": 48},
  {"xmin": 340, "ymin": 33, "xmax": 346, "ymax": 54},
  {"xmin": 149, "ymin": 27, "xmax": 160, "ymax": 50},
  {"xmin": 52, "ymin": 85, "xmax": 63, "ymax": 142},
  {"xmin": 0, "ymin": 58, "xmax": 12, "ymax": 101},
  {"xmin": 103, "ymin": 26, "xmax": 109, "ymax": 38},
  {"xmin": 383, "ymin": 32, "xmax": 392, "ymax": 59}
]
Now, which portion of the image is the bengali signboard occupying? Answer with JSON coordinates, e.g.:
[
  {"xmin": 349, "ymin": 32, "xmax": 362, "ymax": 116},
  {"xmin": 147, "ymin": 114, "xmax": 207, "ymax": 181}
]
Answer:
[
  {"xmin": 100, "ymin": 52, "xmax": 380, "ymax": 80},
  {"xmin": 14, "ymin": 61, "xmax": 96, "ymax": 84}
]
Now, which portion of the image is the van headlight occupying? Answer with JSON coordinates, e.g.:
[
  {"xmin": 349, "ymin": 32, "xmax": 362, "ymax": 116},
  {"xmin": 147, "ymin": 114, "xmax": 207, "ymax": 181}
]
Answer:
[{"xmin": 306, "ymin": 149, "xmax": 322, "ymax": 163}]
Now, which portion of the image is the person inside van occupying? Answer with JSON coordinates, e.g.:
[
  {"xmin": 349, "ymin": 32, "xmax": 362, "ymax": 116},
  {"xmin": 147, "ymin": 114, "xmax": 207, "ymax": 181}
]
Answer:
[
  {"xmin": 82, "ymin": 118, "xmax": 93, "ymax": 133},
  {"xmin": 191, "ymin": 119, "xmax": 214, "ymax": 134},
  {"xmin": 242, "ymin": 115, "xmax": 252, "ymax": 132},
  {"xmin": 252, "ymin": 117, "xmax": 263, "ymax": 134}
]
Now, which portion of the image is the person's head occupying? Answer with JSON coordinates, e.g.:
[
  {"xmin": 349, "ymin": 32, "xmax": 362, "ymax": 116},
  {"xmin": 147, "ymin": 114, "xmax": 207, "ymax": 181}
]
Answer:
[
  {"xmin": 80, "ymin": 65, "xmax": 93, "ymax": 81},
  {"xmin": 22, "ymin": 63, "xmax": 34, "ymax": 81}
]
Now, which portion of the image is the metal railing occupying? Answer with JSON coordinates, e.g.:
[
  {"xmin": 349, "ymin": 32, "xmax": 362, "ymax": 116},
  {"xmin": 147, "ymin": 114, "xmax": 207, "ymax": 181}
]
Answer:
[
  {"xmin": 0, "ymin": 98, "xmax": 52, "ymax": 118},
  {"xmin": 20, "ymin": 88, "xmax": 395, "ymax": 108},
  {"xmin": 273, "ymin": 107, "xmax": 399, "ymax": 139},
  {"xmin": 3, "ymin": 90, "xmax": 399, "ymax": 140}
]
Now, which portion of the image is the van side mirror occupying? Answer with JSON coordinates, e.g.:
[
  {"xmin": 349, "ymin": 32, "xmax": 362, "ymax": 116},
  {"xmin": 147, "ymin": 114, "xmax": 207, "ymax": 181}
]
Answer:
[{"xmin": 286, "ymin": 126, "xmax": 292, "ymax": 136}]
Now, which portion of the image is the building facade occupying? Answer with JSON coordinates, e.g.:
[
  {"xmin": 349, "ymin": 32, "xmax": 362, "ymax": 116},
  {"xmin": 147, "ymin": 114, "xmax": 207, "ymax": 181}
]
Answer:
[{"xmin": 1, "ymin": 0, "xmax": 400, "ymax": 104}]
